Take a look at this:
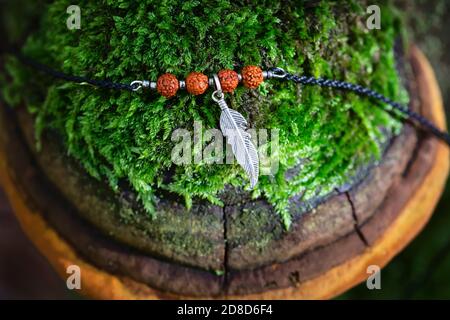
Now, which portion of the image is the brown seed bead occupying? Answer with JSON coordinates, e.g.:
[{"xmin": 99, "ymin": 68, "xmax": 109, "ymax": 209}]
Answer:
[
  {"xmin": 157, "ymin": 73, "xmax": 179, "ymax": 98},
  {"xmin": 186, "ymin": 72, "xmax": 209, "ymax": 95},
  {"xmin": 218, "ymin": 69, "xmax": 239, "ymax": 93},
  {"xmin": 241, "ymin": 65, "xmax": 264, "ymax": 89}
]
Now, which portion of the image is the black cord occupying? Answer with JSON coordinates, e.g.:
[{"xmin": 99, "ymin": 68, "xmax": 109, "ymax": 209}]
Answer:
[
  {"xmin": 270, "ymin": 68, "xmax": 450, "ymax": 147},
  {"xmin": 11, "ymin": 51, "xmax": 137, "ymax": 91}
]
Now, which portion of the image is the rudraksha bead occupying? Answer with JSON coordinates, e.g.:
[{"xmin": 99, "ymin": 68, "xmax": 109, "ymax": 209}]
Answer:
[
  {"xmin": 157, "ymin": 73, "xmax": 179, "ymax": 98},
  {"xmin": 186, "ymin": 72, "xmax": 209, "ymax": 95},
  {"xmin": 241, "ymin": 65, "xmax": 263, "ymax": 89},
  {"xmin": 218, "ymin": 69, "xmax": 239, "ymax": 93}
]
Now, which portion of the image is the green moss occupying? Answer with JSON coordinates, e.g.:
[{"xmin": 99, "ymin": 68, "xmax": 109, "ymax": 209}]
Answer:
[{"xmin": 1, "ymin": 0, "xmax": 406, "ymax": 228}]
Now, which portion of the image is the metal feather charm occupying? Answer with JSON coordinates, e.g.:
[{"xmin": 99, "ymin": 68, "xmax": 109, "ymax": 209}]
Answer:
[{"xmin": 212, "ymin": 75, "xmax": 259, "ymax": 188}]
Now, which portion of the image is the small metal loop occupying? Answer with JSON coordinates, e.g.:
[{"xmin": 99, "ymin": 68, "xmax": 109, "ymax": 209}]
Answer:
[
  {"xmin": 269, "ymin": 67, "xmax": 287, "ymax": 79},
  {"xmin": 212, "ymin": 90, "xmax": 224, "ymax": 102},
  {"xmin": 211, "ymin": 74, "xmax": 224, "ymax": 102},
  {"xmin": 130, "ymin": 80, "xmax": 143, "ymax": 91},
  {"xmin": 212, "ymin": 74, "xmax": 221, "ymax": 91}
]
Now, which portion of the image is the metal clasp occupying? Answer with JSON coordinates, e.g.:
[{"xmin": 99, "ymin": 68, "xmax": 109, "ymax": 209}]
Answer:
[
  {"xmin": 130, "ymin": 80, "xmax": 150, "ymax": 92},
  {"xmin": 268, "ymin": 67, "xmax": 287, "ymax": 79}
]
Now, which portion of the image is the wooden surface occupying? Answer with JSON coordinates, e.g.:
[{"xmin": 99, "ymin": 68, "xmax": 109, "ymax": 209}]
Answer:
[
  {"xmin": 0, "ymin": 46, "xmax": 448, "ymax": 299},
  {"xmin": 1, "ymin": 50, "xmax": 420, "ymax": 297}
]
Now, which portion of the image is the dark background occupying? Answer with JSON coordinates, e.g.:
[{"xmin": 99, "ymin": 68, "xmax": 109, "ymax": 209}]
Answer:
[{"xmin": 0, "ymin": 0, "xmax": 449, "ymax": 299}]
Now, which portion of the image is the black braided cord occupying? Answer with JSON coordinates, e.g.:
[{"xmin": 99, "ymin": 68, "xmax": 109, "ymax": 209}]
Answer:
[
  {"xmin": 12, "ymin": 51, "xmax": 137, "ymax": 91},
  {"xmin": 272, "ymin": 68, "xmax": 450, "ymax": 147},
  {"xmin": 7, "ymin": 50, "xmax": 450, "ymax": 147}
]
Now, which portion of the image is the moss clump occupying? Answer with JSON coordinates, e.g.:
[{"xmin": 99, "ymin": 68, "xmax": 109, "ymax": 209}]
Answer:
[{"xmin": 2, "ymin": 0, "xmax": 406, "ymax": 228}]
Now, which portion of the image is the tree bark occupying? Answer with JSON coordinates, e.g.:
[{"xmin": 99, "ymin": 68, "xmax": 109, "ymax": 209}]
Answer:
[{"xmin": 0, "ymin": 46, "xmax": 447, "ymax": 299}]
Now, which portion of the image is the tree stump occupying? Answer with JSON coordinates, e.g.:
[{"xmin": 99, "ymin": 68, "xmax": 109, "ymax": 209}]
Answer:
[{"xmin": 0, "ymin": 46, "xmax": 448, "ymax": 299}]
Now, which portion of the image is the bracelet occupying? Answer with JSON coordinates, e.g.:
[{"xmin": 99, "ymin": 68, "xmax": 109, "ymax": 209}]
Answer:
[
  {"xmin": 10, "ymin": 51, "xmax": 450, "ymax": 188},
  {"xmin": 129, "ymin": 65, "xmax": 282, "ymax": 95}
]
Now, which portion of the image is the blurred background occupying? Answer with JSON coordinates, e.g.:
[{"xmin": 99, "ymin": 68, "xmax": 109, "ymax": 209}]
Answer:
[
  {"xmin": 0, "ymin": 0, "xmax": 449, "ymax": 299},
  {"xmin": 342, "ymin": 0, "xmax": 450, "ymax": 299}
]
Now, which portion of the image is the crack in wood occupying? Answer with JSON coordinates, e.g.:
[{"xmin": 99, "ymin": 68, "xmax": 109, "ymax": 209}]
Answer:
[
  {"xmin": 345, "ymin": 191, "xmax": 369, "ymax": 247},
  {"xmin": 402, "ymin": 129, "xmax": 426, "ymax": 178},
  {"xmin": 222, "ymin": 204, "xmax": 230, "ymax": 295}
]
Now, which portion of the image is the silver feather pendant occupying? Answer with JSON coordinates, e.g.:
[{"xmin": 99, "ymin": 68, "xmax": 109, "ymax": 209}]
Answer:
[{"xmin": 212, "ymin": 75, "xmax": 259, "ymax": 188}]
